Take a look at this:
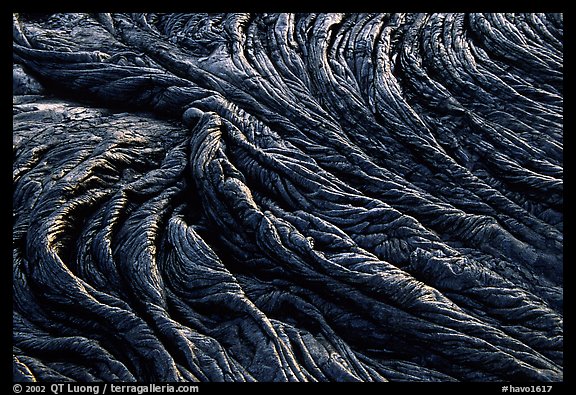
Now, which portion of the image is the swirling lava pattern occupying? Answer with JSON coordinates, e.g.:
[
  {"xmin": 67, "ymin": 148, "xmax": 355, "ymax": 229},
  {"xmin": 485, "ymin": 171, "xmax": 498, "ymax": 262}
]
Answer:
[{"xmin": 13, "ymin": 13, "xmax": 562, "ymax": 382}]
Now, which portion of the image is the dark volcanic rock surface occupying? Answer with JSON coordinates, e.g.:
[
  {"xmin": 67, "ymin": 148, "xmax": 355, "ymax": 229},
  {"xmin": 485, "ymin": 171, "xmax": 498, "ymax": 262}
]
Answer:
[{"xmin": 13, "ymin": 13, "xmax": 563, "ymax": 382}]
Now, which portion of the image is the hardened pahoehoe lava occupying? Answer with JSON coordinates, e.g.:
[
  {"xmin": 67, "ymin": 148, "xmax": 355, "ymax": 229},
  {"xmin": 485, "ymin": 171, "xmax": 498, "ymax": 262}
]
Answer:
[{"xmin": 13, "ymin": 13, "xmax": 563, "ymax": 382}]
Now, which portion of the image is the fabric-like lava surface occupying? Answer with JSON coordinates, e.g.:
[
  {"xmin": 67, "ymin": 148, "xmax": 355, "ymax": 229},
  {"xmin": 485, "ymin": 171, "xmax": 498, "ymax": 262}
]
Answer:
[{"xmin": 13, "ymin": 13, "xmax": 563, "ymax": 382}]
